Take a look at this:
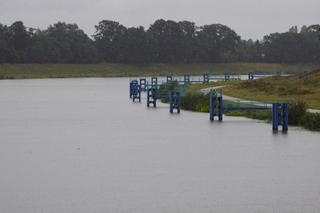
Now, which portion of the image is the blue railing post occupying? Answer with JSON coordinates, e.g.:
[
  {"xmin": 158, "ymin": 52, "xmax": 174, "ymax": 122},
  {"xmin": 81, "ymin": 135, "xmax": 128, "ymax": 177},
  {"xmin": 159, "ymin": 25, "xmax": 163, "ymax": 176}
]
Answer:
[
  {"xmin": 132, "ymin": 83, "xmax": 141, "ymax": 103},
  {"xmin": 140, "ymin": 78, "xmax": 147, "ymax": 92},
  {"xmin": 147, "ymin": 89, "xmax": 151, "ymax": 107},
  {"xmin": 166, "ymin": 75, "xmax": 173, "ymax": 83},
  {"xmin": 151, "ymin": 77, "xmax": 158, "ymax": 89},
  {"xmin": 169, "ymin": 92, "xmax": 181, "ymax": 113},
  {"xmin": 209, "ymin": 95, "xmax": 216, "ymax": 121},
  {"xmin": 203, "ymin": 73, "xmax": 209, "ymax": 84},
  {"xmin": 129, "ymin": 81, "xmax": 133, "ymax": 98},
  {"xmin": 147, "ymin": 88, "xmax": 157, "ymax": 107},
  {"xmin": 248, "ymin": 72, "xmax": 254, "ymax": 80},
  {"xmin": 272, "ymin": 103, "xmax": 289, "ymax": 131},
  {"xmin": 282, "ymin": 103, "xmax": 289, "ymax": 131},
  {"xmin": 224, "ymin": 73, "xmax": 230, "ymax": 81},
  {"xmin": 184, "ymin": 74, "xmax": 190, "ymax": 84},
  {"xmin": 275, "ymin": 71, "xmax": 282, "ymax": 77},
  {"xmin": 130, "ymin": 80, "xmax": 138, "ymax": 98},
  {"xmin": 176, "ymin": 92, "xmax": 181, "ymax": 113},
  {"xmin": 169, "ymin": 92, "xmax": 173, "ymax": 113},
  {"xmin": 218, "ymin": 96, "xmax": 223, "ymax": 121},
  {"xmin": 272, "ymin": 103, "xmax": 279, "ymax": 131}
]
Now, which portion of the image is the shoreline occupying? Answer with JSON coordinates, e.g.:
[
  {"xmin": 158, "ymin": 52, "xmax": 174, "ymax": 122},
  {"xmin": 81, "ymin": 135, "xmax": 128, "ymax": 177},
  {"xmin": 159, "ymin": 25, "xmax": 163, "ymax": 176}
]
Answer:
[{"xmin": 1, "ymin": 63, "xmax": 318, "ymax": 79}]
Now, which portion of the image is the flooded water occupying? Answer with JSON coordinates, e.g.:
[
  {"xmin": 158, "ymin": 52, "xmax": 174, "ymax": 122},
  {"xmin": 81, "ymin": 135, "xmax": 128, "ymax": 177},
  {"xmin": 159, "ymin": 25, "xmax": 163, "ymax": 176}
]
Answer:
[{"xmin": 0, "ymin": 78, "xmax": 319, "ymax": 213}]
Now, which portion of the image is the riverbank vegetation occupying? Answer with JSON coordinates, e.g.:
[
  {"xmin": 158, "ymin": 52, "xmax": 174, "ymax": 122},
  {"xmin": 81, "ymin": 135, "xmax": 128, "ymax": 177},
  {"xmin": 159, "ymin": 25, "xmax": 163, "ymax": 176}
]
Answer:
[
  {"xmin": 180, "ymin": 90, "xmax": 320, "ymax": 131},
  {"xmin": 186, "ymin": 69, "xmax": 320, "ymax": 109},
  {"xmin": 223, "ymin": 69, "xmax": 320, "ymax": 109},
  {"xmin": 178, "ymin": 70, "xmax": 320, "ymax": 131},
  {"xmin": 0, "ymin": 63, "xmax": 317, "ymax": 79}
]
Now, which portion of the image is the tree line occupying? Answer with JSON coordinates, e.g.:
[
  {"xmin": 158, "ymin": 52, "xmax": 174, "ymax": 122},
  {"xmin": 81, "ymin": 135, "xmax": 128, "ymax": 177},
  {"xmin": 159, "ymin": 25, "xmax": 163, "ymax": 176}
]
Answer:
[{"xmin": 0, "ymin": 20, "xmax": 319, "ymax": 64}]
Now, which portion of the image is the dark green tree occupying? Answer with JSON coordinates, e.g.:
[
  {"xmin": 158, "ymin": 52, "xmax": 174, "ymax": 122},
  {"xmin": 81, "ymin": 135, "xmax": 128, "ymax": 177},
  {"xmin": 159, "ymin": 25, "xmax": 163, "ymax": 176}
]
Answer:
[
  {"xmin": 195, "ymin": 24, "xmax": 240, "ymax": 62},
  {"xmin": 178, "ymin": 21, "xmax": 197, "ymax": 63},
  {"xmin": 28, "ymin": 22, "xmax": 97, "ymax": 63},
  {"xmin": 93, "ymin": 20, "xmax": 127, "ymax": 62},
  {"xmin": 148, "ymin": 19, "xmax": 186, "ymax": 63},
  {"xmin": 119, "ymin": 26, "xmax": 156, "ymax": 63},
  {"xmin": 0, "ymin": 24, "xmax": 10, "ymax": 63}
]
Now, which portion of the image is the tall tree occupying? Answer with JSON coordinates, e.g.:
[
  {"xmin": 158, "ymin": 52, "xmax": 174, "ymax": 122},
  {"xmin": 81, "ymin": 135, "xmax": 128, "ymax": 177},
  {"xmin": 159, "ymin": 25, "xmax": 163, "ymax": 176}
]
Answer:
[
  {"xmin": 119, "ymin": 26, "xmax": 155, "ymax": 63},
  {"xmin": 178, "ymin": 21, "xmax": 197, "ymax": 63},
  {"xmin": 0, "ymin": 20, "xmax": 319, "ymax": 64},
  {"xmin": 148, "ymin": 19, "xmax": 186, "ymax": 63},
  {"xmin": 93, "ymin": 20, "xmax": 127, "ymax": 62},
  {"xmin": 5, "ymin": 21, "xmax": 32, "ymax": 62},
  {"xmin": 196, "ymin": 24, "xmax": 240, "ymax": 62},
  {"xmin": 28, "ymin": 22, "xmax": 97, "ymax": 63},
  {"xmin": 0, "ymin": 24, "xmax": 10, "ymax": 63}
]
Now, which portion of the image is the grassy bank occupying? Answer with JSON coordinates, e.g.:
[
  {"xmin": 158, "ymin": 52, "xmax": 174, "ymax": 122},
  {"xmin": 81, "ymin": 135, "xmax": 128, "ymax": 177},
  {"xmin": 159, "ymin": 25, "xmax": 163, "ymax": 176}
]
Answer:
[
  {"xmin": 187, "ymin": 69, "xmax": 320, "ymax": 110},
  {"xmin": 223, "ymin": 69, "xmax": 320, "ymax": 109},
  {"xmin": 179, "ymin": 90, "xmax": 320, "ymax": 131},
  {"xmin": 180, "ymin": 70, "xmax": 320, "ymax": 131},
  {"xmin": 0, "ymin": 63, "xmax": 318, "ymax": 79}
]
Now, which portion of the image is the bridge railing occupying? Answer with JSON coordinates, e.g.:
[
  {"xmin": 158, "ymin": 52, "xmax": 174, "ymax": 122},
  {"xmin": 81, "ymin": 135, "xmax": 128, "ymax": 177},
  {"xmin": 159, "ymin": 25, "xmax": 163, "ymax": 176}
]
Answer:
[{"xmin": 209, "ymin": 93, "xmax": 288, "ymax": 131}]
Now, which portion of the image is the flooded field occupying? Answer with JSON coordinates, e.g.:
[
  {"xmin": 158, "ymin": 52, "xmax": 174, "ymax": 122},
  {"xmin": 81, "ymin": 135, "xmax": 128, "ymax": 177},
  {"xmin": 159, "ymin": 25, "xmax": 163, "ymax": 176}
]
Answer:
[{"xmin": 0, "ymin": 78, "xmax": 319, "ymax": 213}]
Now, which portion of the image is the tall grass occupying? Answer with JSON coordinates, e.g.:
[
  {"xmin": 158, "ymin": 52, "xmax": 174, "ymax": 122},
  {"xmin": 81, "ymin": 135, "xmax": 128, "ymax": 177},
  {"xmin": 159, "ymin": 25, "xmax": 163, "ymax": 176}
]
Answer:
[{"xmin": 0, "ymin": 63, "xmax": 317, "ymax": 79}]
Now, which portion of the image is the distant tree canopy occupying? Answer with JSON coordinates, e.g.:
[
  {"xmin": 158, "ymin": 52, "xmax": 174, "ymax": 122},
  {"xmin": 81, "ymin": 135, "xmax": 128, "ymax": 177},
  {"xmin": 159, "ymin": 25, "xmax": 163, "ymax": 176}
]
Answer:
[{"xmin": 0, "ymin": 20, "xmax": 319, "ymax": 64}]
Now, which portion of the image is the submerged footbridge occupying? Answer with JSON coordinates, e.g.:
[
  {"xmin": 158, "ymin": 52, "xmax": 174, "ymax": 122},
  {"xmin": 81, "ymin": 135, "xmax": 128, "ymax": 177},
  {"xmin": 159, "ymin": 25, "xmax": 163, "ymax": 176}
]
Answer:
[
  {"xmin": 208, "ymin": 89, "xmax": 288, "ymax": 131},
  {"xmin": 132, "ymin": 73, "xmax": 242, "ymax": 87},
  {"xmin": 129, "ymin": 74, "xmax": 289, "ymax": 131},
  {"xmin": 248, "ymin": 70, "xmax": 290, "ymax": 80}
]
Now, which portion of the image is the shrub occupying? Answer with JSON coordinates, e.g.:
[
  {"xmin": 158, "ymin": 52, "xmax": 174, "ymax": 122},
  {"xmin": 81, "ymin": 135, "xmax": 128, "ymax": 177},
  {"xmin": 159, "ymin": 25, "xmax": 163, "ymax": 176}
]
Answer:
[
  {"xmin": 159, "ymin": 81, "xmax": 180, "ymax": 93},
  {"xmin": 181, "ymin": 92, "xmax": 209, "ymax": 111},
  {"xmin": 300, "ymin": 113, "xmax": 320, "ymax": 131},
  {"xmin": 288, "ymin": 101, "xmax": 307, "ymax": 125}
]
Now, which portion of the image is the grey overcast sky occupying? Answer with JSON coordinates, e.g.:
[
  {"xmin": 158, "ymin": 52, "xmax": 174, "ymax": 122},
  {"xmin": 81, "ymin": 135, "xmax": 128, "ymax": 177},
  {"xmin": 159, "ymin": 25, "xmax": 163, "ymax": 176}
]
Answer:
[{"xmin": 0, "ymin": 0, "xmax": 319, "ymax": 39}]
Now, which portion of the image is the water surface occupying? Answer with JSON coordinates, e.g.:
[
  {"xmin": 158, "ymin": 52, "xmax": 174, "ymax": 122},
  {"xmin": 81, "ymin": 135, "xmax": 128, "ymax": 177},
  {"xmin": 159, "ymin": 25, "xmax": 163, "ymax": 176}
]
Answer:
[{"xmin": 0, "ymin": 78, "xmax": 319, "ymax": 213}]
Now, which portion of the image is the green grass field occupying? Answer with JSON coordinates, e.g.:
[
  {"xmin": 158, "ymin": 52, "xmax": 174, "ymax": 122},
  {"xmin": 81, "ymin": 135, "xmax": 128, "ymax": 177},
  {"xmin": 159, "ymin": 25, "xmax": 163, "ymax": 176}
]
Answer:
[
  {"xmin": 223, "ymin": 70, "xmax": 320, "ymax": 109},
  {"xmin": 0, "ymin": 63, "xmax": 318, "ymax": 79},
  {"xmin": 188, "ymin": 69, "xmax": 320, "ymax": 109},
  {"xmin": 183, "ymin": 70, "xmax": 320, "ymax": 131}
]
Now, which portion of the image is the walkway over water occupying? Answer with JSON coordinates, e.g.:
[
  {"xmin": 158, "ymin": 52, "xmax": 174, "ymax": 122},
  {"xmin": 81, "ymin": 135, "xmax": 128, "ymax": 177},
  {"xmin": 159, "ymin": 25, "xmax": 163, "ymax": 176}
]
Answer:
[
  {"xmin": 130, "ymin": 78, "xmax": 289, "ymax": 131},
  {"xmin": 130, "ymin": 71, "xmax": 290, "ymax": 88}
]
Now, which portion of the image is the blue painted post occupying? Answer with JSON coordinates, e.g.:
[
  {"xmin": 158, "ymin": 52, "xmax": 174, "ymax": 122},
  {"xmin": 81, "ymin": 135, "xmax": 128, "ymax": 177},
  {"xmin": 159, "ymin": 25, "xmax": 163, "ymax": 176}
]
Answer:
[
  {"xmin": 147, "ymin": 88, "xmax": 157, "ymax": 107},
  {"xmin": 132, "ymin": 84, "xmax": 141, "ymax": 102},
  {"xmin": 140, "ymin": 78, "xmax": 147, "ymax": 91},
  {"xmin": 169, "ymin": 92, "xmax": 173, "ymax": 113},
  {"xmin": 275, "ymin": 71, "xmax": 282, "ymax": 77},
  {"xmin": 203, "ymin": 73, "xmax": 209, "ymax": 84},
  {"xmin": 129, "ymin": 81, "xmax": 133, "ymax": 98},
  {"xmin": 248, "ymin": 72, "xmax": 254, "ymax": 80},
  {"xmin": 184, "ymin": 74, "xmax": 190, "ymax": 84},
  {"xmin": 282, "ymin": 103, "xmax": 289, "ymax": 131},
  {"xmin": 166, "ymin": 75, "xmax": 173, "ymax": 83},
  {"xmin": 147, "ymin": 89, "xmax": 151, "ymax": 107},
  {"xmin": 169, "ymin": 92, "xmax": 181, "ymax": 113},
  {"xmin": 151, "ymin": 77, "xmax": 158, "ymax": 89},
  {"xmin": 218, "ymin": 96, "xmax": 223, "ymax": 121},
  {"xmin": 176, "ymin": 92, "xmax": 181, "ymax": 113},
  {"xmin": 224, "ymin": 73, "xmax": 230, "ymax": 81},
  {"xmin": 130, "ymin": 80, "xmax": 138, "ymax": 98},
  {"xmin": 151, "ymin": 89, "xmax": 156, "ymax": 107},
  {"xmin": 272, "ymin": 103, "xmax": 280, "ymax": 131},
  {"xmin": 209, "ymin": 95, "xmax": 216, "ymax": 121},
  {"xmin": 138, "ymin": 85, "xmax": 141, "ymax": 102}
]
